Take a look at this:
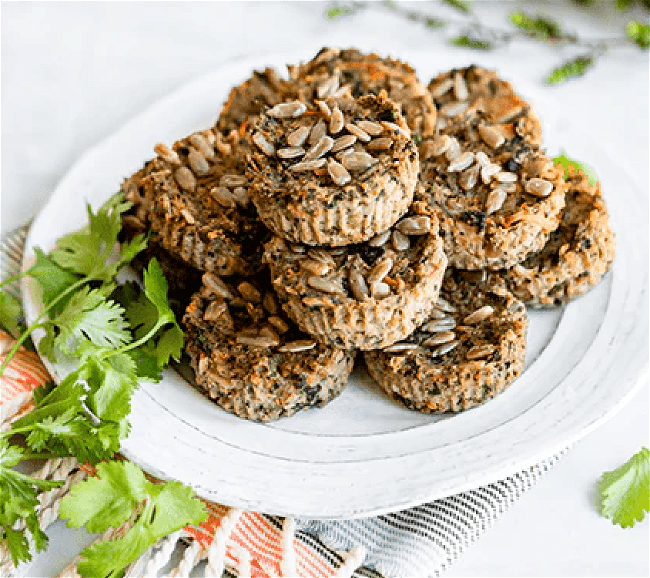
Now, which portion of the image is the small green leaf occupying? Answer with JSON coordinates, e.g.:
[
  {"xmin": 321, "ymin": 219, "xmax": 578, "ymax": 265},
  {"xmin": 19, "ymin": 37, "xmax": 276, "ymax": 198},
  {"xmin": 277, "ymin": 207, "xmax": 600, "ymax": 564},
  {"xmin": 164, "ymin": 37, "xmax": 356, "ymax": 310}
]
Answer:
[
  {"xmin": 450, "ymin": 35, "xmax": 493, "ymax": 50},
  {"xmin": 599, "ymin": 447, "xmax": 650, "ymax": 528},
  {"xmin": 546, "ymin": 56, "xmax": 594, "ymax": 84},
  {"xmin": 326, "ymin": 5, "xmax": 353, "ymax": 19},
  {"xmin": 553, "ymin": 152, "xmax": 598, "ymax": 185},
  {"xmin": 442, "ymin": 0, "xmax": 470, "ymax": 13},
  {"xmin": 0, "ymin": 291, "xmax": 24, "ymax": 338},
  {"xmin": 626, "ymin": 21, "xmax": 650, "ymax": 48},
  {"xmin": 27, "ymin": 248, "xmax": 81, "ymax": 316},
  {"xmin": 510, "ymin": 11, "xmax": 562, "ymax": 40}
]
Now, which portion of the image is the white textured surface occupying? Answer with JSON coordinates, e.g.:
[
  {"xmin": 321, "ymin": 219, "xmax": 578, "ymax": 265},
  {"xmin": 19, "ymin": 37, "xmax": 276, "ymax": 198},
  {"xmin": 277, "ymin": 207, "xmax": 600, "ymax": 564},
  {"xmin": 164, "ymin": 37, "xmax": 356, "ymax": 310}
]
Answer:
[{"xmin": 3, "ymin": 1, "xmax": 649, "ymax": 575}]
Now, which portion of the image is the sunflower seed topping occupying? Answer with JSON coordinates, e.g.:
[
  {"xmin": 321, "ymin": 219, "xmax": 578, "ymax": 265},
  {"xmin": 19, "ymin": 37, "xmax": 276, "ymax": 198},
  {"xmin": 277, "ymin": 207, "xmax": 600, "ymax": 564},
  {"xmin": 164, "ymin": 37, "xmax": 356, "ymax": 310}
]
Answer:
[
  {"xmin": 307, "ymin": 248, "xmax": 335, "ymax": 266},
  {"xmin": 366, "ymin": 137, "xmax": 393, "ymax": 150},
  {"xmin": 220, "ymin": 174, "xmax": 247, "ymax": 188},
  {"xmin": 445, "ymin": 137, "xmax": 462, "ymax": 161},
  {"xmin": 478, "ymin": 124, "xmax": 505, "ymax": 149},
  {"xmin": 481, "ymin": 163, "xmax": 502, "ymax": 184},
  {"xmin": 429, "ymin": 77, "xmax": 454, "ymax": 98},
  {"xmin": 267, "ymin": 316, "xmax": 290, "ymax": 334},
  {"xmin": 422, "ymin": 317, "xmax": 456, "ymax": 332},
  {"xmin": 237, "ymin": 282, "xmax": 261, "ymax": 303},
  {"xmin": 429, "ymin": 135, "xmax": 451, "ymax": 156},
  {"xmin": 344, "ymin": 122, "xmax": 371, "ymax": 142},
  {"xmin": 367, "ymin": 256, "xmax": 393, "ymax": 285},
  {"xmin": 453, "ymin": 72, "xmax": 469, "ymax": 101},
  {"xmin": 447, "ymin": 151, "xmax": 475, "ymax": 172},
  {"xmin": 391, "ymin": 230, "xmax": 410, "ymax": 251},
  {"xmin": 253, "ymin": 133, "xmax": 275, "ymax": 156},
  {"xmin": 331, "ymin": 134, "xmax": 357, "ymax": 154},
  {"xmin": 189, "ymin": 134, "xmax": 215, "ymax": 160},
  {"xmin": 422, "ymin": 331, "xmax": 456, "ymax": 347},
  {"xmin": 431, "ymin": 340, "xmax": 459, "ymax": 356},
  {"xmin": 277, "ymin": 146, "xmax": 306, "ymax": 159},
  {"xmin": 440, "ymin": 101, "xmax": 468, "ymax": 117},
  {"xmin": 304, "ymin": 136, "xmax": 334, "ymax": 160},
  {"xmin": 341, "ymin": 151, "xmax": 377, "ymax": 172},
  {"xmin": 231, "ymin": 187, "xmax": 250, "ymax": 206},
  {"xmin": 316, "ymin": 100, "xmax": 332, "ymax": 120},
  {"xmin": 525, "ymin": 178, "xmax": 553, "ymax": 197},
  {"xmin": 236, "ymin": 334, "xmax": 280, "ymax": 348},
  {"xmin": 174, "ymin": 167, "xmax": 196, "ymax": 192},
  {"xmin": 301, "ymin": 259, "xmax": 330, "ymax": 276},
  {"xmin": 435, "ymin": 297, "xmax": 457, "ymax": 313},
  {"xmin": 356, "ymin": 120, "xmax": 384, "ymax": 136},
  {"xmin": 382, "ymin": 342, "xmax": 418, "ymax": 353},
  {"xmin": 327, "ymin": 158, "xmax": 351, "ymax": 186},
  {"xmin": 317, "ymin": 75, "xmax": 339, "ymax": 99},
  {"xmin": 464, "ymin": 305, "xmax": 494, "ymax": 324},
  {"xmin": 475, "ymin": 151, "xmax": 490, "ymax": 166},
  {"xmin": 466, "ymin": 344, "xmax": 497, "ymax": 360},
  {"xmin": 349, "ymin": 267, "xmax": 370, "ymax": 300},
  {"xmin": 180, "ymin": 208, "xmax": 195, "ymax": 224},
  {"xmin": 263, "ymin": 292, "xmax": 280, "ymax": 315},
  {"xmin": 287, "ymin": 126, "xmax": 311, "ymax": 147},
  {"xmin": 329, "ymin": 106, "xmax": 345, "ymax": 134},
  {"xmin": 267, "ymin": 101, "xmax": 307, "ymax": 119},
  {"xmin": 290, "ymin": 158, "xmax": 327, "ymax": 172},
  {"xmin": 204, "ymin": 301, "xmax": 228, "ymax": 322},
  {"xmin": 397, "ymin": 215, "xmax": 431, "ymax": 235},
  {"xmin": 278, "ymin": 339, "xmax": 317, "ymax": 353},
  {"xmin": 210, "ymin": 186, "xmax": 236, "ymax": 208},
  {"xmin": 459, "ymin": 165, "xmax": 480, "ymax": 191},
  {"xmin": 485, "ymin": 187, "xmax": 508, "ymax": 214},
  {"xmin": 154, "ymin": 143, "xmax": 181, "ymax": 165},
  {"xmin": 370, "ymin": 281, "xmax": 391, "ymax": 299},
  {"xmin": 307, "ymin": 275, "xmax": 344, "ymax": 294},
  {"xmin": 496, "ymin": 171, "xmax": 518, "ymax": 183},
  {"xmin": 368, "ymin": 230, "xmax": 391, "ymax": 247},
  {"xmin": 309, "ymin": 120, "xmax": 327, "ymax": 145},
  {"xmin": 202, "ymin": 272, "xmax": 234, "ymax": 300}
]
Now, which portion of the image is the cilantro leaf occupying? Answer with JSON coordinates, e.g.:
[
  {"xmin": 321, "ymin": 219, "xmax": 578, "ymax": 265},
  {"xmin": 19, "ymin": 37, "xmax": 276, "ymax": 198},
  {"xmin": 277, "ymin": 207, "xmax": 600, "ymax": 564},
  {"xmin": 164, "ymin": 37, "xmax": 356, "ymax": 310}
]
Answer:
[
  {"xmin": 553, "ymin": 152, "xmax": 598, "ymax": 185},
  {"xmin": 450, "ymin": 35, "xmax": 493, "ymax": 50},
  {"xmin": 27, "ymin": 248, "xmax": 81, "ymax": 316},
  {"xmin": 626, "ymin": 21, "xmax": 650, "ymax": 48},
  {"xmin": 60, "ymin": 460, "xmax": 208, "ymax": 578},
  {"xmin": 510, "ymin": 11, "xmax": 562, "ymax": 40},
  {"xmin": 142, "ymin": 259, "xmax": 176, "ymax": 327},
  {"xmin": 0, "ymin": 291, "xmax": 24, "ymax": 338},
  {"xmin": 599, "ymin": 447, "xmax": 650, "ymax": 528},
  {"xmin": 326, "ymin": 5, "xmax": 353, "ymax": 19},
  {"xmin": 443, "ymin": 0, "xmax": 470, "ymax": 14},
  {"xmin": 546, "ymin": 55, "xmax": 594, "ymax": 84}
]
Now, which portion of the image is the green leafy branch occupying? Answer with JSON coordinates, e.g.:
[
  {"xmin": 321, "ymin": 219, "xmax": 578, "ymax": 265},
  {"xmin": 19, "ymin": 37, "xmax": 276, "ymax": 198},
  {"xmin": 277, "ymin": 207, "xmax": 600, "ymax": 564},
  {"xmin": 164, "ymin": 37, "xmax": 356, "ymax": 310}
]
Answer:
[{"xmin": 325, "ymin": 0, "xmax": 650, "ymax": 83}]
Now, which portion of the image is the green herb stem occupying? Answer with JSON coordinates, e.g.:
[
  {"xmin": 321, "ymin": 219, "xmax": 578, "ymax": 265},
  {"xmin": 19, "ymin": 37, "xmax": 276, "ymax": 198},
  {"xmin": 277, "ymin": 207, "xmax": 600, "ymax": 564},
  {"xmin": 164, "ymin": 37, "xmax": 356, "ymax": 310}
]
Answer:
[{"xmin": 0, "ymin": 271, "xmax": 29, "ymax": 290}]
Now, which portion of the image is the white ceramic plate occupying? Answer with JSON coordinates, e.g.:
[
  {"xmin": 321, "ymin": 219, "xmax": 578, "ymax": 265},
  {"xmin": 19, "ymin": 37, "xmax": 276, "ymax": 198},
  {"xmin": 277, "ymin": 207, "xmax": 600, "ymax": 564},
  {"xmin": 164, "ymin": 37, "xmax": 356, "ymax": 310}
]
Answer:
[{"xmin": 22, "ymin": 52, "xmax": 649, "ymax": 519}]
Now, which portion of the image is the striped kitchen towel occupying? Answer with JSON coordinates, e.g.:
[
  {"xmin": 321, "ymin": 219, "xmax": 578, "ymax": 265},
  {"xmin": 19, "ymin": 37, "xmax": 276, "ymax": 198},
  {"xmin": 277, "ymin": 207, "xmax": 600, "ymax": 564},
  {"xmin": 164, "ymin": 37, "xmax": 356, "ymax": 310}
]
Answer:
[{"xmin": 1, "ymin": 225, "xmax": 562, "ymax": 578}]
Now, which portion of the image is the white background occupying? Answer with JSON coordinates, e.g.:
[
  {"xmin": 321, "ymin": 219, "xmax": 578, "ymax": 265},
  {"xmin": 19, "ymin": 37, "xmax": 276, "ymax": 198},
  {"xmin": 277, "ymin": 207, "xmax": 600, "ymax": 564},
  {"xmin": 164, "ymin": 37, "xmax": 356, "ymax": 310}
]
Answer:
[{"xmin": 2, "ymin": 1, "xmax": 648, "ymax": 576}]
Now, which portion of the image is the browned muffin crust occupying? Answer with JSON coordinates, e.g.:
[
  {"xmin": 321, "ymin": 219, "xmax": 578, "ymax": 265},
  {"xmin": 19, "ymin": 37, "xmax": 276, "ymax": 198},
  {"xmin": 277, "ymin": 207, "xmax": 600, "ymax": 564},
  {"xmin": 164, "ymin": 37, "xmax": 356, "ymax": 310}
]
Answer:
[
  {"xmin": 264, "ymin": 201, "xmax": 447, "ymax": 350},
  {"xmin": 120, "ymin": 127, "xmax": 271, "ymax": 276},
  {"xmin": 183, "ymin": 271, "xmax": 355, "ymax": 421},
  {"xmin": 248, "ymin": 93, "xmax": 419, "ymax": 246},
  {"xmin": 364, "ymin": 267, "xmax": 528, "ymax": 413},
  {"xmin": 429, "ymin": 65, "xmax": 542, "ymax": 146},
  {"xmin": 289, "ymin": 47, "xmax": 438, "ymax": 139},
  {"xmin": 498, "ymin": 167, "xmax": 616, "ymax": 306},
  {"xmin": 417, "ymin": 114, "xmax": 567, "ymax": 270}
]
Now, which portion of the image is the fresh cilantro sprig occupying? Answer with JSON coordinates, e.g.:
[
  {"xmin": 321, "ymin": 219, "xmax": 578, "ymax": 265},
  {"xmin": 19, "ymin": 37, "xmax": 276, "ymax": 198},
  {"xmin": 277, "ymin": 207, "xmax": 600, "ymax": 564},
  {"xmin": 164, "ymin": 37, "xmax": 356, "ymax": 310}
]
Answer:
[
  {"xmin": 599, "ymin": 447, "xmax": 650, "ymax": 528},
  {"xmin": 0, "ymin": 192, "xmax": 190, "ymax": 572},
  {"xmin": 59, "ymin": 461, "xmax": 208, "ymax": 578}
]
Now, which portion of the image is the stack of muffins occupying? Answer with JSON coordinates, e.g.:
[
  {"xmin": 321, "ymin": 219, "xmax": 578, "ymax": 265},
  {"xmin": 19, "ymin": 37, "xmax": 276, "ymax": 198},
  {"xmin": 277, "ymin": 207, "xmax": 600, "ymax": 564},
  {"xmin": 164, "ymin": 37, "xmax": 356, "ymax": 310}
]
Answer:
[{"xmin": 120, "ymin": 48, "xmax": 615, "ymax": 421}]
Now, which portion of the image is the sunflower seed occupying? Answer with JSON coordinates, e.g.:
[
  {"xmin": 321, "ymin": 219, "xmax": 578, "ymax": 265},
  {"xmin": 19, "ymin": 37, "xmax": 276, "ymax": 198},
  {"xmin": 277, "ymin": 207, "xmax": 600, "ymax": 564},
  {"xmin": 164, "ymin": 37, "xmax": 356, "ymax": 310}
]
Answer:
[
  {"xmin": 331, "ymin": 134, "xmax": 357, "ymax": 153},
  {"xmin": 267, "ymin": 101, "xmax": 307, "ymax": 119},
  {"xmin": 428, "ymin": 309, "xmax": 448, "ymax": 320},
  {"xmin": 345, "ymin": 122, "xmax": 371, "ymax": 142},
  {"xmin": 397, "ymin": 215, "xmax": 431, "ymax": 235},
  {"xmin": 481, "ymin": 163, "xmax": 502, "ymax": 184},
  {"xmin": 485, "ymin": 187, "xmax": 508, "ymax": 214},
  {"xmin": 287, "ymin": 125, "xmax": 311, "ymax": 147},
  {"xmin": 341, "ymin": 151, "xmax": 377, "ymax": 172},
  {"xmin": 301, "ymin": 259, "xmax": 330, "ymax": 276},
  {"xmin": 316, "ymin": 100, "xmax": 332, "ymax": 120},
  {"xmin": 371, "ymin": 281, "xmax": 391, "ymax": 299},
  {"xmin": 431, "ymin": 340, "xmax": 459, "ymax": 356},
  {"xmin": 262, "ymin": 292, "xmax": 280, "ymax": 316},
  {"xmin": 356, "ymin": 120, "xmax": 384, "ymax": 136},
  {"xmin": 439, "ymin": 101, "xmax": 468, "ymax": 117},
  {"xmin": 174, "ymin": 167, "xmax": 196, "ymax": 192},
  {"xmin": 154, "ymin": 143, "xmax": 181, "ymax": 165},
  {"xmin": 259, "ymin": 325, "xmax": 281, "ymax": 342},
  {"xmin": 367, "ymin": 256, "xmax": 393, "ymax": 285},
  {"xmin": 277, "ymin": 146, "xmax": 306, "ymax": 159},
  {"xmin": 459, "ymin": 165, "xmax": 480, "ymax": 191},
  {"xmin": 445, "ymin": 137, "xmax": 461, "ymax": 161},
  {"xmin": 466, "ymin": 343, "xmax": 496, "ymax": 360},
  {"xmin": 422, "ymin": 317, "xmax": 456, "ymax": 332},
  {"xmin": 496, "ymin": 171, "xmax": 518, "ymax": 183},
  {"xmin": 478, "ymin": 124, "xmax": 505, "ymax": 149},
  {"xmin": 422, "ymin": 331, "xmax": 456, "ymax": 347},
  {"xmin": 278, "ymin": 339, "xmax": 317, "ymax": 353},
  {"xmin": 253, "ymin": 133, "xmax": 275, "ymax": 156},
  {"xmin": 204, "ymin": 301, "xmax": 228, "ymax": 322},
  {"xmin": 475, "ymin": 151, "xmax": 490, "ymax": 167},
  {"xmin": 180, "ymin": 208, "xmax": 195, "ymax": 224},
  {"xmin": 447, "ymin": 151, "xmax": 475, "ymax": 172},
  {"xmin": 335, "ymin": 148, "xmax": 355, "ymax": 161},
  {"xmin": 435, "ymin": 297, "xmax": 457, "ymax": 313},
  {"xmin": 290, "ymin": 243, "xmax": 306, "ymax": 253},
  {"xmin": 429, "ymin": 134, "xmax": 451, "ymax": 156},
  {"xmin": 429, "ymin": 77, "xmax": 454, "ymax": 98},
  {"xmin": 525, "ymin": 178, "xmax": 553, "ymax": 197},
  {"xmin": 237, "ymin": 282, "xmax": 261, "ymax": 303},
  {"xmin": 382, "ymin": 342, "xmax": 418, "ymax": 353},
  {"xmin": 524, "ymin": 158, "xmax": 552, "ymax": 178},
  {"xmin": 309, "ymin": 120, "xmax": 327, "ymax": 145},
  {"xmin": 307, "ymin": 275, "xmax": 344, "ymax": 294},
  {"xmin": 307, "ymin": 248, "xmax": 335, "ymax": 266},
  {"xmin": 290, "ymin": 158, "xmax": 327, "ymax": 172},
  {"xmin": 231, "ymin": 187, "xmax": 250, "ymax": 206},
  {"xmin": 381, "ymin": 121, "xmax": 411, "ymax": 138},
  {"xmin": 366, "ymin": 137, "xmax": 393, "ymax": 150},
  {"xmin": 189, "ymin": 134, "xmax": 215, "ymax": 160},
  {"xmin": 202, "ymin": 272, "xmax": 234, "ymax": 299},
  {"xmin": 368, "ymin": 230, "xmax": 391, "ymax": 247},
  {"xmin": 210, "ymin": 186, "xmax": 235, "ymax": 208},
  {"xmin": 329, "ymin": 106, "xmax": 345, "ymax": 134},
  {"xmin": 349, "ymin": 267, "xmax": 370, "ymax": 300},
  {"xmin": 453, "ymin": 72, "xmax": 469, "ymax": 101},
  {"xmin": 236, "ymin": 334, "xmax": 280, "ymax": 348},
  {"xmin": 317, "ymin": 75, "xmax": 339, "ymax": 99},
  {"xmin": 220, "ymin": 174, "xmax": 248, "ymax": 188},
  {"xmin": 327, "ymin": 158, "xmax": 351, "ymax": 186},
  {"xmin": 464, "ymin": 305, "xmax": 494, "ymax": 324},
  {"xmin": 304, "ymin": 136, "xmax": 334, "ymax": 160},
  {"xmin": 494, "ymin": 182, "xmax": 517, "ymax": 193},
  {"xmin": 391, "ymin": 230, "xmax": 410, "ymax": 251},
  {"xmin": 332, "ymin": 84, "xmax": 353, "ymax": 98}
]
